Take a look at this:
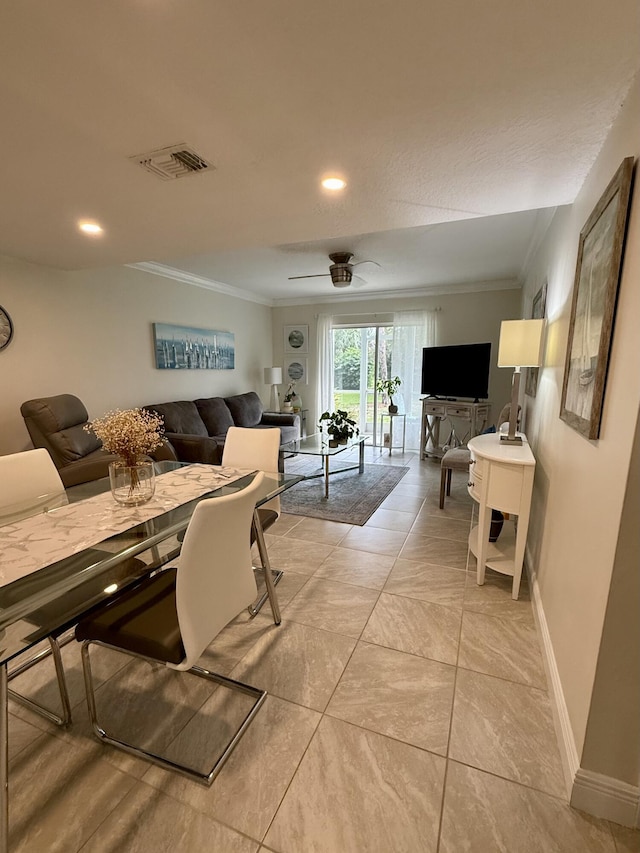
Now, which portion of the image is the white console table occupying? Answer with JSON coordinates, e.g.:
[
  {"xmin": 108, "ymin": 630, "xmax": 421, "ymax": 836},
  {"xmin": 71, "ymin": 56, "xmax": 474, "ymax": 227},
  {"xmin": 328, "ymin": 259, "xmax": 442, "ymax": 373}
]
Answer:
[
  {"xmin": 467, "ymin": 432, "xmax": 536, "ymax": 600},
  {"xmin": 419, "ymin": 398, "xmax": 490, "ymax": 459}
]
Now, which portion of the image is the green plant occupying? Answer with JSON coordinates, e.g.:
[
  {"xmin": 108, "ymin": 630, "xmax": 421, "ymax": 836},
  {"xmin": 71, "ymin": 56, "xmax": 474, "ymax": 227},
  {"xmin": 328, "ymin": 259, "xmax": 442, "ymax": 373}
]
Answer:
[
  {"xmin": 318, "ymin": 409, "xmax": 359, "ymax": 443},
  {"xmin": 376, "ymin": 376, "xmax": 402, "ymax": 404}
]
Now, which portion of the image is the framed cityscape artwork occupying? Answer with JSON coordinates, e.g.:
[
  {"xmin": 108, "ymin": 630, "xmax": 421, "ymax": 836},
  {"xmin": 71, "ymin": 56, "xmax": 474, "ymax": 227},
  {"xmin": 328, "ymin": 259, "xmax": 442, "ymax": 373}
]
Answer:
[
  {"xmin": 284, "ymin": 324, "xmax": 309, "ymax": 354},
  {"xmin": 153, "ymin": 323, "xmax": 235, "ymax": 370},
  {"xmin": 559, "ymin": 157, "xmax": 634, "ymax": 439}
]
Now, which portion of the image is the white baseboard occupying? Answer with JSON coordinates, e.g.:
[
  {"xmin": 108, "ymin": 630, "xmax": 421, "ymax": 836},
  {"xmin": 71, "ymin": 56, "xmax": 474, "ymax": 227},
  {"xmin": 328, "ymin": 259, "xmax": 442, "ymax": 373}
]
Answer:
[
  {"xmin": 527, "ymin": 550, "xmax": 640, "ymax": 827},
  {"xmin": 571, "ymin": 769, "xmax": 640, "ymax": 827},
  {"xmin": 527, "ymin": 553, "xmax": 579, "ymax": 797}
]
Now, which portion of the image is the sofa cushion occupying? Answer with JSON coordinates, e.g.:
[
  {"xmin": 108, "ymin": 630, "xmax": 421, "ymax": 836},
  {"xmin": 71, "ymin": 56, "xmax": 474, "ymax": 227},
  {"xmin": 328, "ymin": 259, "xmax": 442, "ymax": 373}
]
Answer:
[
  {"xmin": 194, "ymin": 397, "xmax": 235, "ymax": 437},
  {"xmin": 145, "ymin": 401, "xmax": 207, "ymax": 437},
  {"xmin": 224, "ymin": 392, "xmax": 263, "ymax": 428}
]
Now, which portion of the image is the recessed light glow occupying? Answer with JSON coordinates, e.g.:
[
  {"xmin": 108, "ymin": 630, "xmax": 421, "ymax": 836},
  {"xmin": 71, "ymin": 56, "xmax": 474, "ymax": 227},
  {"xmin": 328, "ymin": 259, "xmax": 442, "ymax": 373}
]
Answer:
[
  {"xmin": 321, "ymin": 177, "xmax": 347, "ymax": 191},
  {"xmin": 78, "ymin": 221, "xmax": 104, "ymax": 236},
  {"xmin": 104, "ymin": 583, "xmax": 118, "ymax": 594}
]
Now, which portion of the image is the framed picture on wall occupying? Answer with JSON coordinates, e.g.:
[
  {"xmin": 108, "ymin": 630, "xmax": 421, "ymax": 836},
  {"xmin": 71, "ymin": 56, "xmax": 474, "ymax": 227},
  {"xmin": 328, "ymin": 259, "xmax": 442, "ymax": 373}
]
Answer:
[
  {"xmin": 525, "ymin": 281, "xmax": 547, "ymax": 397},
  {"xmin": 153, "ymin": 323, "xmax": 235, "ymax": 370},
  {"xmin": 559, "ymin": 157, "xmax": 634, "ymax": 439},
  {"xmin": 284, "ymin": 324, "xmax": 309, "ymax": 354},
  {"xmin": 284, "ymin": 358, "xmax": 308, "ymax": 385}
]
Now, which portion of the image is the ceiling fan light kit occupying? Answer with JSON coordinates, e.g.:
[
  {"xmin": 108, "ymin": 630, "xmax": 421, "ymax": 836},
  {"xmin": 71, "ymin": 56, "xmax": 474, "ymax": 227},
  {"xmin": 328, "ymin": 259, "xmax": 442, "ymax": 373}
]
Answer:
[{"xmin": 328, "ymin": 253, "xmax": 354, "ymax": 287}]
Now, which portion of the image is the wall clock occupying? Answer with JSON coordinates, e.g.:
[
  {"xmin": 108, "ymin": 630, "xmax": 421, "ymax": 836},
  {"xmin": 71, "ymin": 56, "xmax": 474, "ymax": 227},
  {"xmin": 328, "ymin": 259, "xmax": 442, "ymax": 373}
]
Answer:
[{"xmin": 0, "ymin": 306, "xmax": 13, "ymax": 350}]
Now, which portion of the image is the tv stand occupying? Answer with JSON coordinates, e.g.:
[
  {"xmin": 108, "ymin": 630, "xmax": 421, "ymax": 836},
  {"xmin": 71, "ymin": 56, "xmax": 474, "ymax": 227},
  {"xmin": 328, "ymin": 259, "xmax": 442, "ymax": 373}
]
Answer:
[{"xmin": 419, "ymin": 398, "xmax": 490, "ymax": 459}]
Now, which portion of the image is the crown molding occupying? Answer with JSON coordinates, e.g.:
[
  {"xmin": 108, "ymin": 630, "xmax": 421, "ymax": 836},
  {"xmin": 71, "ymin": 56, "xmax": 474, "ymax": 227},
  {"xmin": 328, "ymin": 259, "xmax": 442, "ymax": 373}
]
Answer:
[
  {"xmin": 128, "ymin": 262, "xmax": 520, "ymax": 309},
  {"xmin": 127, "ymin": 262, "xmax": 274, "ymax": 306},
  {"xmin": 271, "ymin": 278, "xmax": 521, "ymax": 307}
]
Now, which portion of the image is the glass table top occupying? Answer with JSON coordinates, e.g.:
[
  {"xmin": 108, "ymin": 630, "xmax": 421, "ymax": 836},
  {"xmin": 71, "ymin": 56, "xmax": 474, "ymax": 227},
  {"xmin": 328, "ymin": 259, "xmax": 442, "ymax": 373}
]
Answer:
[
  {"xmin": 282, "ymin": 432, "xmax": 367, "ymax": 457},
  {"xmin": 0, "ymin": 461, "xmax": 300, "ymax": 665}
]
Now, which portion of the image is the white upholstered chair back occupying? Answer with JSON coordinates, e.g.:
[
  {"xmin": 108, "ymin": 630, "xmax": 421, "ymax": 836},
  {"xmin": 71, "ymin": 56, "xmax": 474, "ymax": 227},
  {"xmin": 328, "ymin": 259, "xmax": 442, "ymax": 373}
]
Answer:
[
  {"xmin": 0, "ymin": 448, "xmax": 67, "ymax": 522},
  {"xmin": 171, "ymin": 471, "xmax": 264, "ymax": 670},
  {"xmin": 221, "ymin": 427, "xmax": 281, "ymax": 516}
]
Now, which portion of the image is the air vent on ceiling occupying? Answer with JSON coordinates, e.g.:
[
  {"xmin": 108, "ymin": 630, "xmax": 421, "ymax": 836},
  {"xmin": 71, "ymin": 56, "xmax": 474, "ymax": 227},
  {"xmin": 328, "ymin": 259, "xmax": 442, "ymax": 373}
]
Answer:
[{"xmin": 129, "ymin": 144, "xmax": 214, "ymax": 181}]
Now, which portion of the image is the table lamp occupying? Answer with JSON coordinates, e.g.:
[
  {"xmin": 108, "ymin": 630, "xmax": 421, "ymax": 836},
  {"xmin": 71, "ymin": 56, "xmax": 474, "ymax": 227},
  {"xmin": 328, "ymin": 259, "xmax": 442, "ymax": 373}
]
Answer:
[
  {"xmin": 497, "ymin": 319, "xmax": 545, "ymax": 445},
  {"xmin": 264, "ymin": 367, "xmax": 283, "ymax": 412}
]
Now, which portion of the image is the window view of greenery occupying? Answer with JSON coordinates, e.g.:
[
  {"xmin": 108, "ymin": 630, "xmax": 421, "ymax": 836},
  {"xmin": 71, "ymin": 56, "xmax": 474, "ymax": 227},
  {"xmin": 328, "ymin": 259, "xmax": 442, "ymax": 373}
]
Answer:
[{"xmin": 332, "ymin": 326, "xmax": 394, "ymax": 432}]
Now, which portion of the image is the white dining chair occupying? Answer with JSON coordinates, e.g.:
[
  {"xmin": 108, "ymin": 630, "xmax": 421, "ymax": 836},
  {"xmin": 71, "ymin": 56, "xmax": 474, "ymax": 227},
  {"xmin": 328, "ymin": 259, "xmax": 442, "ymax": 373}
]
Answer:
[
  {"xmin": 0, "ymin": 449, "xmax": 72, "ymax": 725},
  {"xmin": 221, "ymin": 427, "xmax": 283, "ymax": 619},
  {"xmin": 76, "ymin": 472, "xmax": 267, "ymax": 784}
]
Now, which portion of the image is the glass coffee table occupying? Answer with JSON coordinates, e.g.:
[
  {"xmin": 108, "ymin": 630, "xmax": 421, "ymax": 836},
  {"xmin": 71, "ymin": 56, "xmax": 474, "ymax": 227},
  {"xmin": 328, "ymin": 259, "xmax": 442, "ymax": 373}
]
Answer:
[{"xmin": 281, "ymin": 432, "xmax": 367, "ymax": 499}]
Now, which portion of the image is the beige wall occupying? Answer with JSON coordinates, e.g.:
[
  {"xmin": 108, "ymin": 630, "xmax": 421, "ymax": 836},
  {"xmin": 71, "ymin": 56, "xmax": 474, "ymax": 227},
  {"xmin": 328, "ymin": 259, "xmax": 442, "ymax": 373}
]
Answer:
[
  {"xmin": 521, "ymin": 75, "xmax": 640, "ymax": 777},
  {"xmin": 0, "ymin": 256, "xmax": 274, "ymax": 454},
  {"xmin": 272, "ymin": 287, "xmax": 523, "ymax": 433},
  {"xmin": 581, "ymin": 404, "xmax": 640, "ymax": 786}
]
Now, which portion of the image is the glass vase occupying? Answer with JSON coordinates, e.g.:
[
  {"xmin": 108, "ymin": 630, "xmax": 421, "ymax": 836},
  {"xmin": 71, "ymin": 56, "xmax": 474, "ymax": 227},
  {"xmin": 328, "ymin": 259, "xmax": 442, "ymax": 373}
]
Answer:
[{"xmin": 109, "ymin": 459, "xmax": 155, "ymax": 506}]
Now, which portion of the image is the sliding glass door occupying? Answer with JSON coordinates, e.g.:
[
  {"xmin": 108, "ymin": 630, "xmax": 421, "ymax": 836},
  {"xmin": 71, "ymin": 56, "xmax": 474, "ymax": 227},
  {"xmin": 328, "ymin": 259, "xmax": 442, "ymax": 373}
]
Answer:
[
  {"xmin": 332, "ymin": 324, "xmax": 394, "ymax": 446},
  {"xmin": 328, "ymin": 311, "xmax": 436, "ymax": 450}
]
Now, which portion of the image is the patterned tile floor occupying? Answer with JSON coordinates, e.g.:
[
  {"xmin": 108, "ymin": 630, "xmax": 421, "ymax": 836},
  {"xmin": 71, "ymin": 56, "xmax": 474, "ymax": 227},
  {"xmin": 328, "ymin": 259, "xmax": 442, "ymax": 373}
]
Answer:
[{"xmin": 7, "ymin": 448, "xmax": 639, "ymax": 852}]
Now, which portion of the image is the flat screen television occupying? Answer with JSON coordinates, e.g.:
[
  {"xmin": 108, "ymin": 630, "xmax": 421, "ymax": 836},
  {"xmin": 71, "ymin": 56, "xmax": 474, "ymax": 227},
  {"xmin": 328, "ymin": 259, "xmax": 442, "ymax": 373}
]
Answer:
[{"xmin": 421, "ymin": 342, "xmax": 491, "ymax": 401}]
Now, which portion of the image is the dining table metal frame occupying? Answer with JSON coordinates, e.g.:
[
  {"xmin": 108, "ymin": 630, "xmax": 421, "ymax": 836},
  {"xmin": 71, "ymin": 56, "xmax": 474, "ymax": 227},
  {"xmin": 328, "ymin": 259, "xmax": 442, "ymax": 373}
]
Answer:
[{"xmin": 0, "ymin": 461, "xmax": 301, "ymax": 853}]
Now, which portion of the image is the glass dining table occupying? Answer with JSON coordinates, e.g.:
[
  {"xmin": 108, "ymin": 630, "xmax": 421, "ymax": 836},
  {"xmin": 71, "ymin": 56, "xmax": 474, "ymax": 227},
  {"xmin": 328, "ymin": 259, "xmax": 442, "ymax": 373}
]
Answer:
[{"xmin": 0, "ymin": 460, "xmax": 301, "ymax": 853}]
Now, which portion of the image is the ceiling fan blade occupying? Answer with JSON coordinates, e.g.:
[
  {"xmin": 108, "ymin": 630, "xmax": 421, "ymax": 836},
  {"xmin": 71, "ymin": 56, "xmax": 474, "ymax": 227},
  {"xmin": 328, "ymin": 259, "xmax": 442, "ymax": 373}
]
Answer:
[
  {"xmin": 287, "ymin": 273, "xmax": 330, "ymax": 280},
  {"xmin": 352, "ymin": 259, "xmax": 382, "ymax": 269},
  {"xmin": 351, "ymin": 274, "xmax": 367, "ymax": 288}
]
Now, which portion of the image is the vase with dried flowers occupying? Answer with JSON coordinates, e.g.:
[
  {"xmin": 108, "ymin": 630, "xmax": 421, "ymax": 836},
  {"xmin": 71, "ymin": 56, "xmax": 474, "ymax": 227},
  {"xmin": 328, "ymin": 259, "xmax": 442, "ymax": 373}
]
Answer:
[{"xmin": 85, "ymin": 408, "xmax": 165, "ymax": 506}]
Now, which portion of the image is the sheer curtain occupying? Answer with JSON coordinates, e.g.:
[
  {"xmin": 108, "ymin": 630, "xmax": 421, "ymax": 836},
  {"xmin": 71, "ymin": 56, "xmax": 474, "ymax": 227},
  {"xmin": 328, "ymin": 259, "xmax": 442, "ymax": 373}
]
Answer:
[
  {"xmin": 391, "ymin": 309, "xmax": 437, "ymax": 449},
  {"xmin": 316, "ymin": 314, "xmax": 334, "ymax": 422}
]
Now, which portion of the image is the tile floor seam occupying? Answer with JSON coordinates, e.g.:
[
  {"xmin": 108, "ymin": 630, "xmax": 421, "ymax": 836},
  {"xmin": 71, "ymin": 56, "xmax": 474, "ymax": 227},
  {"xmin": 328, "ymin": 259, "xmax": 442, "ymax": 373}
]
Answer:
[
  {"xmin": 445, "ymin": 756, "xmax": 574, "ymax": 804},
  {"xmin": 357, "ymin": 633, "xmax": 460, "ymax": 670},
  {"xmin": 392, "ymin": 556, "xmax": 470, "ymax": 575},
  {"xmin": 134, "ymin": 772, "xmax": 268, "ymax": 848},
  {"xmin": 454, "ymin": 661, "xmax": 552, "ymax": 694},
  {"xmin": 434, "ymin": 568, "xmax": 469, "ymax": 849},
  {"xmin": 319, "ymin": 709, "xmax": 454, "ymax": 762}
]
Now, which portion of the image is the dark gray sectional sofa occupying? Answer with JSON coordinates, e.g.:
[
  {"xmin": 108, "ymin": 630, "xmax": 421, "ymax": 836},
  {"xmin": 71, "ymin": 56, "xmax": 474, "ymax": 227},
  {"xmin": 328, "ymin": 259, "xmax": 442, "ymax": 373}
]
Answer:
[{"xmin": 145, "ymin": 391, "xmax": 300, "ymax": 465}]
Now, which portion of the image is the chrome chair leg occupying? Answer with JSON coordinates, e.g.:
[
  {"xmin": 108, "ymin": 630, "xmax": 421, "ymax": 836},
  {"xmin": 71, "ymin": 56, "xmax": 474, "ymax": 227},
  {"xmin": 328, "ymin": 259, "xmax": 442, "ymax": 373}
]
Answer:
[
  {"xmin": 81, "ymin": 640, "xmax": 266, "ymax": 785},
  {"xmin": 8, "ymin": 634, "xmax": 73, "ymax": 727},
  {"xmin": 248, "ymin": 567, "xmax": 283, "ymax": 617},
  {"xmin": 251, "ymin": 511, "xmax": 281, "ymax": 624}
]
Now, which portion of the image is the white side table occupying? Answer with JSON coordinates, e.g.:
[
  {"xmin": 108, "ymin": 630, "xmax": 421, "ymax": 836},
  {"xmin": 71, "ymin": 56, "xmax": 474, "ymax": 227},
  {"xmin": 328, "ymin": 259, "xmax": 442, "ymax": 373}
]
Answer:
[
  {"xmin": 467, "ymin": 432, "xmax": 536, "ymax": 600},
  {"xmin": 379, "ymin": 412, "xmax": 406, "ymax": 456}
]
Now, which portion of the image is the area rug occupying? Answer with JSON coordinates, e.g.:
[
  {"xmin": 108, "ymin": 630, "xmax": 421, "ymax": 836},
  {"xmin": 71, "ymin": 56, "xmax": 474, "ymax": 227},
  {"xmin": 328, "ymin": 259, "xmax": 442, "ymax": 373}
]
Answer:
[{"xmin": 281, "ymin": 462, "xmax": 409, "ymax": 526}]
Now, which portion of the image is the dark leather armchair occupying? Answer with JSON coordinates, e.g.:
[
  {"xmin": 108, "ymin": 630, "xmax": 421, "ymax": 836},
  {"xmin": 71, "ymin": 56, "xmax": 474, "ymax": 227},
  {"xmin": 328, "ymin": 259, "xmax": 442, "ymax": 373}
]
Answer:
[{"xmin": 21, "ymin": 395, "xmax": 177, "ymax": 488}]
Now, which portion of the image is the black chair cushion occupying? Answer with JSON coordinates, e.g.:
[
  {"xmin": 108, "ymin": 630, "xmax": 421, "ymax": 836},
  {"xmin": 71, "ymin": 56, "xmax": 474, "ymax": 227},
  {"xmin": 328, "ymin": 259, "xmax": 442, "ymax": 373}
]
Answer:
[{"xmin": 76, "ymin": 569, "xmax": 185, "ymax": 664}]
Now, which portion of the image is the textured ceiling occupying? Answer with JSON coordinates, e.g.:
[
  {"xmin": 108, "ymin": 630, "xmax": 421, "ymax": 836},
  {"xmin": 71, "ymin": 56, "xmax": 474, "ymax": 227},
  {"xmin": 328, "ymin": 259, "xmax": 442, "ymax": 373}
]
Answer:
[{"xmin": 0, "ymin": 1, "xmax": 637, "ymax": 301}]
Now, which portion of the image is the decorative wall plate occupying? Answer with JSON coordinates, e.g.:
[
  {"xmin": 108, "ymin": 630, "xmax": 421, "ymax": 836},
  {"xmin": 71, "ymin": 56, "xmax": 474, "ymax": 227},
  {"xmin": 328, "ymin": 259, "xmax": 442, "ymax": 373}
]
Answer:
[{"xmin": 0, "ymin": 306, "xmax": 13, "ymax": 350}]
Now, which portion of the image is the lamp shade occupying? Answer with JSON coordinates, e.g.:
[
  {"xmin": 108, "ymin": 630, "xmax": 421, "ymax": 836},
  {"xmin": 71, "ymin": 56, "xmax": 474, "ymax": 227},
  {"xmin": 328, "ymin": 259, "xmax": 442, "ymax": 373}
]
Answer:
[
  {"xmin": 498, "ymin": 319, "xmax": 545, "ymax": 368},
  {"xmin": 263, "ymin": 367, "xmax": 282, "ymax": 385}
]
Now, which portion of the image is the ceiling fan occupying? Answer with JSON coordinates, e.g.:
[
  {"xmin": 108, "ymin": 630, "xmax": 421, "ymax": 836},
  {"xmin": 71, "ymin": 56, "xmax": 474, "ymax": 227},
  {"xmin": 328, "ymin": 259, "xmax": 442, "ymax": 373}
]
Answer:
[{"xmin": 288, "ymin": 252, "xmax": 380, "ymax": 288}]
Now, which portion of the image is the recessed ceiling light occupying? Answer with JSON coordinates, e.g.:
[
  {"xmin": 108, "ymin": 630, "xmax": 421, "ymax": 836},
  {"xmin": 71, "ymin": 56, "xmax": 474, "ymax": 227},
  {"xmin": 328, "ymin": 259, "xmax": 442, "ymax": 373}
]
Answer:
[
  {"xmin": 78, "ymin": 221, "xmax": 104, "ymax": 236},
  {"xmin": 321, "ymin": 177, "xmax": 347, "ymax": 191}
]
